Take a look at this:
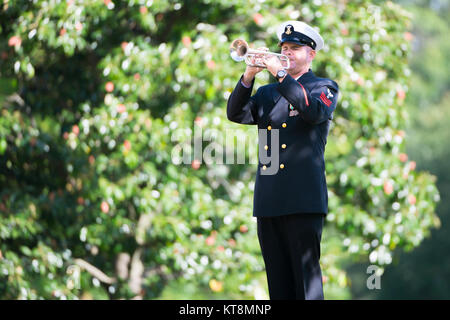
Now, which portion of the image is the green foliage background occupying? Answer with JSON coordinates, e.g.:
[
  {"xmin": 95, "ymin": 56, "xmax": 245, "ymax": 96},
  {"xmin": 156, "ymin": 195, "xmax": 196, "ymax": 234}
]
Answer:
[
  {"xmin": 347, "ymin": 0, "xmax": 450, "ymax": 299},
  {"xmin": 0, "ymin": 0, "xmax": 440, "ymax": 299}
]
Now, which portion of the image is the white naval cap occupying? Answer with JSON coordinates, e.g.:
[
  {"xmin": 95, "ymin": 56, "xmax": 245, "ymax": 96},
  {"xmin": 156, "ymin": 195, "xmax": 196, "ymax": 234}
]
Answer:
[{"xmin": 276, "ymin": 21, "xmax": 324, "ymax": 51}]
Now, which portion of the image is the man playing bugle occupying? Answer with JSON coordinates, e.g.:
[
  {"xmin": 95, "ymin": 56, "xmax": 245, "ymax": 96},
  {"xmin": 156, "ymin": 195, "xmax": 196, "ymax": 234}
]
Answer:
[{"xmin": 227, "ymin": 20, "xmax": 339, "ymax": 300}]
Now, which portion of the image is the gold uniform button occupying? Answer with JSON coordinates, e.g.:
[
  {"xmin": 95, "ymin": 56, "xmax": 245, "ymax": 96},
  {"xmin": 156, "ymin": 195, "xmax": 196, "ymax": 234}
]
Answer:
[
  {"xmin": 264, "ymin": 145, "xmax": 269, "ymax": 150},
  {"xmin": 280, "ymin": 164, "xmax": 285, "ymax": 169},
  {"xmin": 267, "ymin": 125, "xmax": 272, "ymax": 131},
  {"xmin": 262, "ymin": 165, "xmax": 267, "ymax": 170},
  {"xmin": 282, "ymin": 123, "xmax": 287, "ymax": 128},
  {"xmin": 281, "ymin": 144, "xmax": 286, "ymax": 149}
]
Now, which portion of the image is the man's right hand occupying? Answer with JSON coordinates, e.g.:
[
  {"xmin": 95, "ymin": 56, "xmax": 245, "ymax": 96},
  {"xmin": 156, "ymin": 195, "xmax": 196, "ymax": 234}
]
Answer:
[{"xmin": 241, "ymin": 47, "xmax": 267, "ymax": 87}]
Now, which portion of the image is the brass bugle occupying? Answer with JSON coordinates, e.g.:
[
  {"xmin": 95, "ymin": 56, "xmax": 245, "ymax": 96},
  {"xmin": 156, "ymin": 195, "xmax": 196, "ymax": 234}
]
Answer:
[{"xmin": 230, "ymin": 39, "xmax": 290, "ymax": 69}]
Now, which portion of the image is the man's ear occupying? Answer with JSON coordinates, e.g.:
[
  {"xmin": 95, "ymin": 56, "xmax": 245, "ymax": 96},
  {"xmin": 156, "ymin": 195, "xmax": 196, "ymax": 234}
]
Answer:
[{"xmin": 310, "ymin": 49, "xmax": 316, "ymax": 60}]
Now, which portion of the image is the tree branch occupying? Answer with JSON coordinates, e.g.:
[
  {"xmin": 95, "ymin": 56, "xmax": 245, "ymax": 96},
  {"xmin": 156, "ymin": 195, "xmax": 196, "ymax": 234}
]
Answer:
[{"xmin": 74, "ymin": 258, "xmax": 116, "ymax": 285}]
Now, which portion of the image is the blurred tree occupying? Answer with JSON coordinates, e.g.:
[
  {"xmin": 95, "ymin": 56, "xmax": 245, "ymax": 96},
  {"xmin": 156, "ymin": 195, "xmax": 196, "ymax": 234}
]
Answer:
[
  {"xmin": 395, "ymin": 0, "xmax": 449, "ymax": 19},
  {"xmin": 347, "ymin": 3, "xmax": 450, "ymax": 299},
  {"xmin": 0, "ymin": 0, "xmax": 440, "ymax": 299}
]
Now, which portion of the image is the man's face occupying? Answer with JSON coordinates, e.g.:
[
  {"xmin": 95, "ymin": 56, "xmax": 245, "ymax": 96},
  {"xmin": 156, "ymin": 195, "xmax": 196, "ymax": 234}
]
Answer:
[{"xmin": 280, "ymin": 42, "xmax": 316, "ymax": 73}]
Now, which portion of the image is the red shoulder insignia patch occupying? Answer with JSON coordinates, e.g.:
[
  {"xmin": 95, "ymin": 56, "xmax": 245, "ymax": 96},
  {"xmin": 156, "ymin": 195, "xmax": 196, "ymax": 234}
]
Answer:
[{"xmin": 320, "ymin": 91, "xmax": 332, "ymax": 107}]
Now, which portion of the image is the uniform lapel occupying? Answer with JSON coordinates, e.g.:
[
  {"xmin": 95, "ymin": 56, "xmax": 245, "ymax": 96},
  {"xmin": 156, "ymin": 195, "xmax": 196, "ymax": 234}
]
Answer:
[
  {"xmin": 269, "ymin": 85, "xmax": 288, "ymax": 122},
  {"xmin": 267, "ymin": 70, "xmax": 315, "ymax": 123},
  {"xmin": 271, "ymin": 84, "xmax": 282, "ymax": 106}
]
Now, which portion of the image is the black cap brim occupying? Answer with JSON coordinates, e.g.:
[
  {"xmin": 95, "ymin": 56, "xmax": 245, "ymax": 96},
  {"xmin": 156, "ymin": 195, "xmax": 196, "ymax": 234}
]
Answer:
[{"xmin": 278, "ymin": 33, "xmax": 316, "ymax": 50}]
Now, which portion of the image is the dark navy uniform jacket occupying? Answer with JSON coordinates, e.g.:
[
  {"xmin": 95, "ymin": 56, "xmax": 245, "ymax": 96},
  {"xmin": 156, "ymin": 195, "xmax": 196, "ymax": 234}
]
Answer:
[{"xmin": 227, "ymin": 69, "xmax": 339, "ymax": 217}]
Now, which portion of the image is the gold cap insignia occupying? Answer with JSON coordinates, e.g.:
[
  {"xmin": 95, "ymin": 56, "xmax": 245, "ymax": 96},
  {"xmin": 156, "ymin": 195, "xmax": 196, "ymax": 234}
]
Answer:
[{"xmin": 285, "ymin": 25, "xmax": 293, "ymax": 35}]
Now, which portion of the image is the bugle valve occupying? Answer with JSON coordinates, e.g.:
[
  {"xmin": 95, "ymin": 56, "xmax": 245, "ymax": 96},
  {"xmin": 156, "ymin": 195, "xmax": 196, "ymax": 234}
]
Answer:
[{"xmin": 229, "ymin": 39, "xmax": 290, "ymax": 69}]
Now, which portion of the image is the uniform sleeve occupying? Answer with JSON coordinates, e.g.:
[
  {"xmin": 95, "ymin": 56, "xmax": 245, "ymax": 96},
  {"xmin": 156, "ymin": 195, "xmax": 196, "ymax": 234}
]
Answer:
[
  {"xmin": 277, "ymin": 75, "xmax": 339, "ymax": 125},
  {"xmin": 227, "ymin": 75, "xmax": 260, "ymax": 125}
]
